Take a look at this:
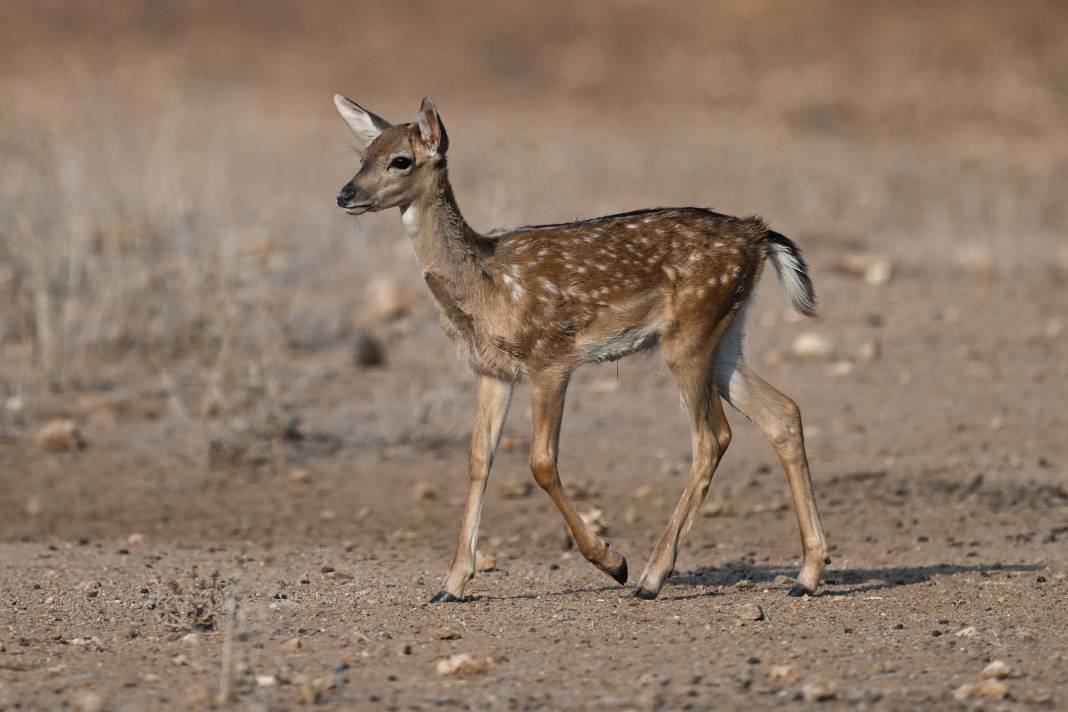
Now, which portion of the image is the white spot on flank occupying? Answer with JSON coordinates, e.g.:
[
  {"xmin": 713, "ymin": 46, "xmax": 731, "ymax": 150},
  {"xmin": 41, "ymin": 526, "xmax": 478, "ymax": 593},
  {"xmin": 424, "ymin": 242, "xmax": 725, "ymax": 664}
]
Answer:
[
  {"xmin": 626, "ymin": 223, "xmax": 637, "ymax": 229},
  {"xmin": 538, "ymin": 277, "xmax": 558, "ymax": 293}
]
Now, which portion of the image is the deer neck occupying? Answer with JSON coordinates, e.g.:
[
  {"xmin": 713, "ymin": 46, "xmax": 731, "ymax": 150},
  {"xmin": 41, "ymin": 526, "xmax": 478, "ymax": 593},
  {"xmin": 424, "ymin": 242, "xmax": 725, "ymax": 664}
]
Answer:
[{"xmin": 400, "ymin": 170, "xmax": 491, "ymax": 302}]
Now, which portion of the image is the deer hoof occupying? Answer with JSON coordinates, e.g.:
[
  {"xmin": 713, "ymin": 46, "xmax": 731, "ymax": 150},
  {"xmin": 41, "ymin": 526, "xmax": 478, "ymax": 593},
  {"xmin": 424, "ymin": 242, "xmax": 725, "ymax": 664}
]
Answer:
[
  {"xmin": 609, "ymin": 557, "xmax": 629, "ymax": 586},
  {"xmin": 429, "ymin": 590, "xmax": 461, "ymax": 604},
  {"xmin": 788, "ymin": 584, "xmax": 813, "ymax": 597},
  {"xmin": 633, "ymin": 587, "xmax": 658, "ymax": 600}
]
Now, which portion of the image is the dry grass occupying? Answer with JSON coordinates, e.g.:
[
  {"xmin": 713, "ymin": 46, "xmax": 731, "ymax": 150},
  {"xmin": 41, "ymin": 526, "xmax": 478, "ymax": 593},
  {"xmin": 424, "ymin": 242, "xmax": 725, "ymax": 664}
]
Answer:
[{"xmin": 1, "ymin": 1, "xmax": 1065, "ymax": 438}]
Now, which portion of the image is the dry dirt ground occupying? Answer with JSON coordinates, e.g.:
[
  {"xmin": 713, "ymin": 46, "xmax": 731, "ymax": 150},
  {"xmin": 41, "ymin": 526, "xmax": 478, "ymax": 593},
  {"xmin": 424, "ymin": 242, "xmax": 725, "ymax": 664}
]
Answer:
[{"xmin": 2, "ymin": 2, "xmax": 1067, "ymax": 710}]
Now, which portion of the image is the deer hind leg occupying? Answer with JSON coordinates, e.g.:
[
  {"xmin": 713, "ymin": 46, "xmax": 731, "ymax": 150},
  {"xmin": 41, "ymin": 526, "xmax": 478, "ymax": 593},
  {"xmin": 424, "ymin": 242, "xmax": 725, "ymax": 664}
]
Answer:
[
  {"xmin": 430, "ymin": 374, "xmax": 513, "ymax": 603},
  {"xmin": 715, "ymin": 317, "xmax": 829, "ymax": 595},
  {"xmin": 528, "ymin": 368, "xmax": 628, "ymax": 587},
  {"xmin": 634, "ymin": 325, "xmax": 732, "ymax": 600}
]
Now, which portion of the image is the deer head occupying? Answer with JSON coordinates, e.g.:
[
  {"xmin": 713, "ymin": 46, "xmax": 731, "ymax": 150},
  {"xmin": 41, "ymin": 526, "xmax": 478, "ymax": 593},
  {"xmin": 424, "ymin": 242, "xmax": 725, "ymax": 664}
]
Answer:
[{"xmin": 334, "ymin": 96, "xmax": 449, "ymax": 215}]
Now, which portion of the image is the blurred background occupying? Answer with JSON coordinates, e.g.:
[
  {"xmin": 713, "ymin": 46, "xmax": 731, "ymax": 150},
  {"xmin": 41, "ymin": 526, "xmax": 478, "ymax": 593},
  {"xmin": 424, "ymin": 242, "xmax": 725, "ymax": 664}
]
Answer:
[{"xmin": 1, "ymin": 1, "xmax": 1065, "ymax": 540}]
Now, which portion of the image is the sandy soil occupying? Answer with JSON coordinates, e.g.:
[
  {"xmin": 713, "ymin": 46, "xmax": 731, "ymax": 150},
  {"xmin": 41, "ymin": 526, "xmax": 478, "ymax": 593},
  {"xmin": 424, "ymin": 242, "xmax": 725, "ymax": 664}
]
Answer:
[{"xmin": 1, "ymin": 2, "xmax": 1067, "ymax": 710}]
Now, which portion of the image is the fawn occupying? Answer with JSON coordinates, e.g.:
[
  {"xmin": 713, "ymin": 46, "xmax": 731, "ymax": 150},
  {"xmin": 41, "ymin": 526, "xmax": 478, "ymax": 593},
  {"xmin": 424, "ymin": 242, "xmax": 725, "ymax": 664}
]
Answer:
[{"xmin": 334, "ymin": 95, "xmax": 829, "ymax": 602}]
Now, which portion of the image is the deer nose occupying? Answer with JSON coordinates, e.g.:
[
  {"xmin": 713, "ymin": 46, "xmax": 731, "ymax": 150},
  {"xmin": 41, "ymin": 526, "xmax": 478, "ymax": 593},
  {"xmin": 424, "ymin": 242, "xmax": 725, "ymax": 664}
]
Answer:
[{"xmin": 337, "ymin": 184, "xmax": 357, "ymax": 207}]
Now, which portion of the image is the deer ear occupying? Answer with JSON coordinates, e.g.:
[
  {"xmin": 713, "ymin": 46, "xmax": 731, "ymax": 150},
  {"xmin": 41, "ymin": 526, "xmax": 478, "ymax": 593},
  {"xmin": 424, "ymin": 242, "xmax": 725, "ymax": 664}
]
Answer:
[
  {"xmin": 416, "ymin": 97, "xmax": 449, "ymax": 155},
  {"xmin": 333, "ymin": 94, "xmax": 392, "ymax": 149}
]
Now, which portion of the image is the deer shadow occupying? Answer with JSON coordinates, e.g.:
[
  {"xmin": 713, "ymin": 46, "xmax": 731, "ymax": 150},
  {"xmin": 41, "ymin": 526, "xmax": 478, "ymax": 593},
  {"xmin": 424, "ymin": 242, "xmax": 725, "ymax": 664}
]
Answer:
[
  {"xmin": 657, "ymin": 560, "xmax": 1043, "ymax": 600},
  {"xmin": 476, "ymin": 560, "xmax": 1042, "ymax": 603}
]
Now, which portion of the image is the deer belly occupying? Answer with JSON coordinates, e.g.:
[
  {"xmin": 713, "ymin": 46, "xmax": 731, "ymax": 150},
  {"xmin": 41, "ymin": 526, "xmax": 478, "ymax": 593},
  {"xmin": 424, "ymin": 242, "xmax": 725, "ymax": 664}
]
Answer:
[{"xmin": 580, "ymin": 323, "xmax": 663, "ymax": 364}]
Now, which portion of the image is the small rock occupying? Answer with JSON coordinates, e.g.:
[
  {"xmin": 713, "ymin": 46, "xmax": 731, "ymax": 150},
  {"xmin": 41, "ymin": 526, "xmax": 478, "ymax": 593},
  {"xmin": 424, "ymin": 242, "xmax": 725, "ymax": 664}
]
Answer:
[
  {"xmin": 1044, "ymin": 318, "xmax": 1064, "ymax": 341},
  {"xmin": 353, "ymin": 330, "xmax": 386, "ymax": 368},
  {"xmin": 36, "ymin": 419, "xmax": 87, "ymax": 452},
  {"xmin": 788, "ymin": 333, "xmax": 835, "ymax": 361},
  {"xmin": 579, "ymin": 508, "xmax": 608, "ymax": 535},
  {"xmin": 500, "ymin": 478, "xmax": 533, "ymax": 498},
  {"xmin": 288, "ymin": 468, "xmax": 312, "ymax": 483},
  {"xmin": 954, "ymin": 679, "xmax": 1008, "ymax": 702},
  {"xmin": 700, "ymin": 500, "xmax": 729, "ymax": 517},
  {"xmin": 856, "ymin": 338, "xmax": 881, "ymax": 366},
  {"xmin": 835, "ymin": 254, "xmax": 893, "ymax": 285},
  {"xmin": 171, "ymin": 654, "xmax": 188, "ymax": 666},
  {"xmin": 953, "ymin": 245, "xmax": 999, "ymax": 280},
  {"xmin": 633, "ymin": 484, "xmax": 655, "ymax": 500},
  {"xmin": 737, "ymin": 603, "xmax": 764, "ymax": 621},
  {"xmin": 828, "ymin": 360, "xmax": 854, "ymax": 377},
  {"xmin": 734, "ymin": 579, "xmax": 754, "ymax": 590},
  {"xmin": 284, "ymin": 637, "xmax": 302, "ymax": 651},
  {"xmin": 773, "ymin": 574, "xmax": 795, "ymax": 586},
  {"xmin": 127, "ymin": 533, "xmax": 145, "ymax": 546},
  {"xmin": 802, "ymin": 682, "xmax": 836, "ymax": 703},
  {"xmin": 474, "ymin": 550, "xmax": 496, "ymax": 573},
  {"xmin": 255, "ymin": 675, "xmax": 276, "ymax": 688},
  {"xmin": 769, "ymin": 665, "xmax": 799, "ymax": 686},
  {"xmin": 74, "ymin": 691, "xmax": 104, "ymax": 712},
  {"xmin": 435, "ymin": 653, "xmax": 489, "ymax": 677},
  {"xmin": 180, "ymin": 633, "xmax": 199, "ymax": 645},
  {"xmin": 981, "ymin": 660, "xmax": 1010, "ymax": 679},
  {"xmin": 435, "ymin": 627, "xmax": 461, "ymax": 640},
  {"xmin": 955, "ymin": 626, "xmax": 979, "ymax": 639},
  {"xmin": 362, "ymin": 277, "xmax": 411, "ymax": 324}
]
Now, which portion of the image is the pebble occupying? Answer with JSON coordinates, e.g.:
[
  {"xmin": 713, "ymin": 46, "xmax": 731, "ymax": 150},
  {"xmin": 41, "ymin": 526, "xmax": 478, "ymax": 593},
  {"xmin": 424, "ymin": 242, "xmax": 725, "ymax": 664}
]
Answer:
[
  {"xmin": 828, "ymin": 360, "xmax": 855, "ymax": 377},
  {"xmin": 836, "ymin": 254, "xmax": 893, "ymax": 285},
  {"xmin": 736, "ymin": 603, "xmax": 764, "ymax": 621},
  {"xmin": 955, "ymin": 626, "xmax": 979, "ymax": 639},
  {"xmin": 773, "ymin": 575, "xmax": 795, "ymax": 586},
  {"xmin": 633, "ymin": 484, "xmax": 655, "ymax": 500},
  {"xmin": 981, "ymin": 660, "xmax": 1010, "ymax": 679},
  {"xmin": 953, "ymin": 679, "xmax": 1008, "ymax": 702},
  {"xmin": 500, "ymin": 479, "xmax": 533, "ymax": 499},
  {"xmin": 734, "ymin": 579, "xmax": 754, "ymax": 590},
  {"xmin": 769, "ymin": 665, "xmax": 799, "ymax": 686},
  {"xmin": 579, "ymin": 508, "xmax": 608, "ymax": 535},
  {"xmin": 801, "ymin": 682, "xmax": 836, "ymax": 703},
  {"xmin": 700, "ymin": 500, "xmax": 728, "ymax": 517},
  {"xmin": 435, "ymin": 653, "xmax": 489, "ymax": 677},
  {"xmin": 74, "ymin": 691, "xmax": 104, "ymax": 712},
  {"xmin": 36, "ymin": 419, "xmax": 87, "ymax": 452},
  {"xmin": 353, "ymin": 329, "xmax": 386, "ymax": 368},
  {"xmin": 435, "ymin": 627, "xmax": 461, "ymax": 641},
  {"xmin": 284, "ymin": 637, "xmax": 302, "ymax": 651},
  {"xmin": 255, "ymin": 675, "xmax": 276, "ymax": 688},
  {"xmin": 788, "ymin": 333, "xmax": 835, "ymax": 361},
  {"xmin": 288, "ymin": 468, "xmax": 312, "ymax": 483},
  {"xmin": 856, "ymin": 338, "xmax": 881, "ymax": 366},
  {"xmin": 474, "ymin": 551, "xmax": 496, "ymax": 573}
]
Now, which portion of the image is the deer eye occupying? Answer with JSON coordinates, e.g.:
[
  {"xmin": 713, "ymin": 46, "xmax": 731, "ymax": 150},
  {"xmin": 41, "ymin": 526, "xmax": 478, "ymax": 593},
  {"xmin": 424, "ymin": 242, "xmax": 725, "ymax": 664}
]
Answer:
[{"xmin": 389, "ymin": 156, "xmax": 412, "ymax": 170}]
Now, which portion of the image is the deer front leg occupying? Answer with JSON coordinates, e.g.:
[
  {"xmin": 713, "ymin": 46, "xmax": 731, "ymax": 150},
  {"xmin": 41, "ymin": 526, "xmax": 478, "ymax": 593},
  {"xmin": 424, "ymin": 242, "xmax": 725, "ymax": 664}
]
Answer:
[
  {"xmin": 528, "ymin": 369, "xmax": 628, "ymax": 587},
  {"xmin": 429, "ymin": 375, "xmax": 513, "ymax": 603}
]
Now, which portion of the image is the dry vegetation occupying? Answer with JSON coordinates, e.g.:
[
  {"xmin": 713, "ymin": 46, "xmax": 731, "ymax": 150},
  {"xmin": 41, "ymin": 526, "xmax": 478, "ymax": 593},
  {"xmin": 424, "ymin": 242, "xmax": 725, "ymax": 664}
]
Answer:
[{"xmin": 1, "ymin": 2, "xmax": 1067, "ymax": 709}]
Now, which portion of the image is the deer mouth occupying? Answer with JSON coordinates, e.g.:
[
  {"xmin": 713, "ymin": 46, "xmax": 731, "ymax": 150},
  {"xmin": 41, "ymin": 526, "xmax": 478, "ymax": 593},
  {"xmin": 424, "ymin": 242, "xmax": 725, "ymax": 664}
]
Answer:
[{"xmin": 342, "ymin": 202, "xmax": 375, "ymax": 215}]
